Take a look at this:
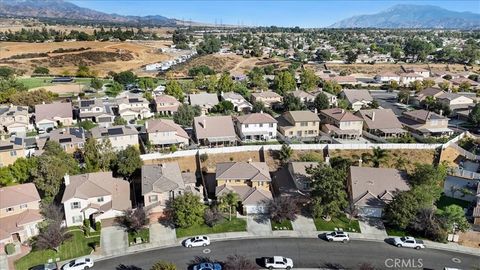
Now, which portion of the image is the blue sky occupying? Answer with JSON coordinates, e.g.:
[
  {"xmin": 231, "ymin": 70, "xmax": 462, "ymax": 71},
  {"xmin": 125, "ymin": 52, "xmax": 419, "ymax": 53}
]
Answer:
[{"xmin": 71, "ymin": 1, "xmax": 479, "ymax": 27}]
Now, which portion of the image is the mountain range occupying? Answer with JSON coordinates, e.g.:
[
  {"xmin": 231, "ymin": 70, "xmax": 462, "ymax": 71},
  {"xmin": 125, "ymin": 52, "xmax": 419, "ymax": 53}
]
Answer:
[{"xmin": 330, "ymin": 4, "xmax": 480, "ymax": 29}]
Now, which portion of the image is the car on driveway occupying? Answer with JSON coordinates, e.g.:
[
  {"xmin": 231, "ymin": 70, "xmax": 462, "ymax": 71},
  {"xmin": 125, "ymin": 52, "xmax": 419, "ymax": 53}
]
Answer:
[
  {"xmin": 393, "ymin": 236, "xmax": 425, "ymax": 249},
  {"xmin": 326, "ymin": 231, "xmax": 350, "ymax": 243},
  {"xmin": 192, "ymin": 262, "xmax": 222, "ymax": 270},
  {"xmin": 264, "ymin": 256, "xmax": 294, "ymax": 269},
  {"xmin": 184, "ymin": 235, "xmax": 210, "ymax": 248},
  {"xmin": 61, "ymin": 258, "xmax": 94, "ymax": 270},
  {"xmin": 30, "ymin": 263, "xmax": 57, "ymax": 270}
]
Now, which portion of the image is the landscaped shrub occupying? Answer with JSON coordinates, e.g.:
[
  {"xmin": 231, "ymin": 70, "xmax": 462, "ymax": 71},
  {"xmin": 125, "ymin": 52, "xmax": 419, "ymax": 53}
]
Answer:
[
  {"xmin": 83, "ymin": 219, "xmax": 91, "ymax": 236},
  {"xmin": 5, "ymin": 243, "xmax": 15, "ymax": 255},
  {"xmin": 95, "ymin": 221, "xmax": 101, "ymax": 231},
  {"xmin": 199, "ymin": 153, "xmax": 208, "ymax": 162}
]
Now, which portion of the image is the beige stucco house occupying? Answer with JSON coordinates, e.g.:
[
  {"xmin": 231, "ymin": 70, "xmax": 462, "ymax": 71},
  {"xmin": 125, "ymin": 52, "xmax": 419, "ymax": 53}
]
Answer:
[
  {"xmin": 145, "ymin": 119, "xmax": 189, "ymax": 149},
  {"xmin": 277, "ymin": 110, "xmax": 320, "ymax": 140},
  {"xmin": 89, "ymin": 125, "xmax": 139, "ymax": 151},
  {"xmin": 319, "ymin": 108, "xmax": 364, "ymax": 139}
]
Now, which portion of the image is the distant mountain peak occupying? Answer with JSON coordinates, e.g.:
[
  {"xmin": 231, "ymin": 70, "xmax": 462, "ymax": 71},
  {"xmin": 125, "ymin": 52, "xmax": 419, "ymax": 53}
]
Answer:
[{"xmin": 330, "ymin": 4, "xmax": 480, "ymax": 29}]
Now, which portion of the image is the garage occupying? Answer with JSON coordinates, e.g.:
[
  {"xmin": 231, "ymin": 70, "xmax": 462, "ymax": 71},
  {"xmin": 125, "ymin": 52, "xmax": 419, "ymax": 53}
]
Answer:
[
  {"xmin": 243, "ymin": 204, "xmax": 268, "ymax": 215},
  {"xmin": 358, "ymin": 206, "xmax": 383, "ymax": 218}
]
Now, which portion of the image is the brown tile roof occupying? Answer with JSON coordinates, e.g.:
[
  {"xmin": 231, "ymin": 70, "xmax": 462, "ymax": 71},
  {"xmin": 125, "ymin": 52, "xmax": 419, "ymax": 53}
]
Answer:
[
  {"xmin": 0, "ymin": 183, "xmax": 40, "ymax": 209},
  {"xmin": 141, "ymin": 163, "xmax": 186, "ymax": 195},
  {"xmin": 193, "ymin": 115, "xmax": 236, "ymax": 140},
  {"xmin": 285, "ymin": 110, "xmax": 320, "ymax": 122},
  {"xmin": 0, "ymin": 209, "xmax": 43, "ymax": 241},
  {"xmin": 90, "ymin": 125, "xmax": 139, "ymax": 139},
  {"xmin": 402, "ymin": 109, "xmax": 446, "ymax": 122},
  {"xmin": 215, "ymin": 184, "xmax": 272, "ymax": 205},
  {"xmin": 35, "ymin": 102, "xmax": 73, "ymax": 122},
  {"xmin": 146, "ymin": 119, "xmax": 189, "ymax": 139},
  {"xmin": 216, "ymin": 162, "xmax": 271, "ymax": 182},
  {"xmin": 320, "ymin": 108, "xmax": 363, "ymax": 122},
  {"xmin": 357, "ymin": 109, "xmax": 403, "ymax": 130},
  {"xmin": 342, "ymin": 90, "xmax": 373, "ymax": 103},
  {"xmin": 235, "ymin": 113, "xmax": 277, "ymax": 124},
  {"xmin": 251, "ymin": 91, "xmax": 282, "ymax": 99}
]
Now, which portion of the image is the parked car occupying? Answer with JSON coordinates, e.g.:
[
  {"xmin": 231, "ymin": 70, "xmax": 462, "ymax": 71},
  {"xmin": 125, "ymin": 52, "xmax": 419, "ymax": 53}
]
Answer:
[
  {"xmin": 193, "ymin": 262, "xmax": 222, "ymax": 270},
  {"xmin": 264, "ymin": 256, "xmax": 294, "ymax": 269},
  {"xmin": 326, "ymin": 231, "xmax": 350, "ymax": 243},
  {"xmin": 184, "ymin": 235, "xmax": 210, "ymax": 248},
  {"xmin": 393, "ymin": 236, "xmax": 425, "ymax": 249},
  {"xmin": 61, "ymin": 258, "xmax": 94, "ymax": 270},
  {"xmin": 30, "ymin": 263, "xmax": 57, "ymax": 270}
]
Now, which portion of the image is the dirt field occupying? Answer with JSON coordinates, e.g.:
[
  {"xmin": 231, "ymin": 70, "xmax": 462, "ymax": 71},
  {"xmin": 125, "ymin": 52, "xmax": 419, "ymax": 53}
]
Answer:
[
  {"xmin": 325, "ymin": 63, "xmax": 478, "ymax": 76},
  {"xmin": 0, "ymin": 40, "xmax": 173, "ymax": 77},
  {"xmin": 458, "ymin": 231, "xmax": 480, "ymax": 248},
  {"xmin": 439, "ymin": 146, "xmax": 463, "ymax": 167}
]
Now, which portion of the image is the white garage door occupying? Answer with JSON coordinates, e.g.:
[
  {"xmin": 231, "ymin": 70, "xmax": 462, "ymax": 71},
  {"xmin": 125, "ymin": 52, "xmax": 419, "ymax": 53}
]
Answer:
[
  {"xmin": 245, "ymin": 205, "xmax": 267, "ymax": 214},
  {"xmin": 359, "ymin": 207, "xmax": 383, "ymax": 218}
]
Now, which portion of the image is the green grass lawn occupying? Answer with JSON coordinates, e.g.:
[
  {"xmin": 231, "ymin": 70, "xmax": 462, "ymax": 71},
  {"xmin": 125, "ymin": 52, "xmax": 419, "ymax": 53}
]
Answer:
[
  {"xmin": 436, "ymin": 195, "xmax": 471, "ymax": 210},
  {"xmin": 128, "ymin": 228, "xmax": 150, "ymax": 245},
  {"xmin": 271, "ymin": 219, "xmax": 293, "ymax": 230},
  {"xmin": 314, "ymin": 215, "xmax": 361, "ymax": 233},
  {"xmin": 19, "ymin": 77, "xmax": 109, "ymax": 90},
  {"xmin": 385, "ymin": 226, "xmax": 408, "ymax": 237},
  {"xmin": 15, "ymin": 230, "xmax": 100, "ymax": 270},
  {"xmin": 176, "ymin": 217, "xmax": 247, "ymax": 238}
]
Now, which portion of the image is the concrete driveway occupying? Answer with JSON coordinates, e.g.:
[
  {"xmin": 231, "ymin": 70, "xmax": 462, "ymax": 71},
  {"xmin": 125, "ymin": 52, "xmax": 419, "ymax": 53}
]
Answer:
[
  {"xmin": 101, "ymin": 226, "xmax": 128, "ymax": 256},
  {"xmin": 358, "ymin": 217, "xmax": 388, "ymax": 240},
  {"xmin": 292, "ymin": 215, "xmax": 317, "ymax": 235},
  {"xmin": 150, "ymin": 223, "xmax": 176, "ymax": 245},
  {"xmin": 246, "ymin": 215, "xmax": 272, "ymax": 236}
]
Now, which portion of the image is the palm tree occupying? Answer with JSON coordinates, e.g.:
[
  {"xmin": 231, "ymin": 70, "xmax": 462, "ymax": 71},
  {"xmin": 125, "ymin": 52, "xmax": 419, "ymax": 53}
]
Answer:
[
  {"xmin": 279, "ymin": 144, "xmax": 293, "ymax": 163},
  {"xmin": 363, "ymin": 147, "xmax": 388, "ymax": 168},
  {"xmin": 218, "ymin": 192, "xmax": 240, "ymax": 221}
]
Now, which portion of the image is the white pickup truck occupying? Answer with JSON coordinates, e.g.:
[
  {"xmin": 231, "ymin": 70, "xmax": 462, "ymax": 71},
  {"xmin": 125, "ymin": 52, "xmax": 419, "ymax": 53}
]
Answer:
[
  {"xmin": 393, "ymin": 236, "xmax": 425, "ymax": 249},
  {"xmin": 264, "ymin": 256, "xmax": 294, "ymax": 269}
]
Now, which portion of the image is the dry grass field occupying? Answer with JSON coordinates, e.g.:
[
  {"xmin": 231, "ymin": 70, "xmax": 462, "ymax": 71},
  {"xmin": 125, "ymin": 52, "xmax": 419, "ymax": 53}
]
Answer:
[
  {"xmin": 0, "ymin": 40, "xmax": 173, "ymax": 77},
  {"xmin": 325, "ymin": 63, "xmax": 477, "ymax": 76}
]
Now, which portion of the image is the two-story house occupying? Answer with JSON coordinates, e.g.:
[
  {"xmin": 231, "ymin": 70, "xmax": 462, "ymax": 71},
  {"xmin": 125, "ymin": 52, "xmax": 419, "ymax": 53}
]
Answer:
[
  {"xmin": 413, "ymin": 88, "xmax": 444, "ymax": 105},
  {"xmin": 189, "ymin": 93, "xmax": 219, "ymax": 115},
  {"xmin": 319, "ymin": 108, "xmax": 364, "ymax": 139},
  {"xmin": 404, "ymin": 67, "xmax": 430, "ymax": 78},
  {"xmin": 277, "ymin": 110, "xmax": 320, "ymax": 140},
  {"xmin": 48, "ymin": 127, "xmax": 86, "ymax": 153},
  {"xmin": 250, "ymin": 91, "xmax": 283, "ymax": 108},
  {"xmin": 374, "ymin": 72, "xmax": 401, "ymax": 84},
  {"xmin": 340, "ymin": 90, "xmax": 373, "ymax": 111},
  {"xmin": 215, "ymin": 161, "xmax": 272, "ymax": 214},
  {"xmin": 193, "ymin": 116, "xmax": 237, "ymax": 146},
  {"xmin": 35, "ymin": 102, "xmax": 74, "ymax": 131},
  {"xmin": 234, "ymin": 112, "xmax": 277, "ymax": 142},
  {"xmin": 0, "ymin": 183, "xmax": 43, "ymax": 246},
  {"xmin": 291, "ymin": 90, "xmax": 315, "ymax": 103},
  {"xmin": 78, "ymin": 99, "xmax": 116, "ymax": 127},
  {"xmin": 62, "ymin": 172, "xmax": 131, "ymax": 227},
  {"xmin": 153, "ymin": 94, "xmax": 181, "ymax": 115},
  {"xmin": 399, "ymin": 73, "xmax": 424, "ymax": 85},
  {"xmin": 221, "ymin": 92, "xmax": 252, "ymax": 112},
  {"xmin": 311, "ymin": 89, "xmax": 338, "ymax": 107},
  {"xmin": 0, "ymin": 105, "xmax": 30, "ymax": 136},
  {"xmin": 0, "ymin": 139, "xmax": 25, "ymax": 167},
  {"xmin": 436, "ymin": 92, "xmax": 474, "ymax": 112},
  {"xmin": 145, "ymin": 119, "xmax": 189, "ymax": 149},
  {"xmin": 355, "ymin": 109, "xmax": 407, "ymax": 138},
  {"xmin": 398, "ymin": 109, "xmax": 453, "ymax": 137},
  {"xmin": 141, "ymin": 163, "xmax": 199, "ymax": 215},
  {"xmin": 89, "ymin": 126, "xmax": 139, "ymax": 151},
  {"xmin": 117, "ymin": 97, "xmax": 152, "ymax": 122}
]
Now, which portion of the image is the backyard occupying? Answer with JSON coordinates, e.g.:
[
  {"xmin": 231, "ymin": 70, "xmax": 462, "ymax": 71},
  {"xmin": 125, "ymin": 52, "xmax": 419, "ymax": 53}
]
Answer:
[
  {"xmin": 15, "ymin": 229, "xmax": 100, "ymax": 270},
  {"xmin": 176, "ymin": 217, "xmax": 247, "ymax": 238},
  {"xmin": 314, "ymin": 215, "xmax": 361, "ymax": 233}
]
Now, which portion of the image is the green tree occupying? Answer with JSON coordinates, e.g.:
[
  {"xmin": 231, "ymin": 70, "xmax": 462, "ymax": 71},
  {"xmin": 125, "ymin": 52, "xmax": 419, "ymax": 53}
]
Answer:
[
  {"xmin": 300, "ymin": 69, "xmax": 319, "ymax": 91},
  {"xmin": 76, "ymin": 65, "xmax": 94, "ymax": 77},
  {"xmin": 409, "ymin": 80, "xmax": 424, "ymax": 92},
  {"xmin": 197, "ymin": 35, "xmax": 221, "ymax": 55},
  {"xmin": 33, "ymin": 66, "xmax": 50, "ymax": 75},
  {"xmin": 247, "ymin": 67, "xmax": 267, "ymax": 90},
  {"xmin": 322, "ymin": 80, "xmax": 342, "ymax": 95},
  {"xmin": 218, "ymin": 192, "xmax": 240, "ymax": 221},
  {"xmin": 8, "ymin": 157, "xmax": 37, "ymax": 184},
  {"xmin": 216, "ymin": 72, "xmax": 234, "ymax": 93},
  {"xmin": 438, "ymin": 205, "xmax": 470, "ymax": 233},
  {"xmin": 8, "ymin": 88, "xmax": 56, "ymax": 107},
  {"xmin": 459, "ymin": 81, "xmax": 471, "ymax": 92},
  {"xmin": 384, "ymin": 190, "xmax": 420, "ymax": 229},
  {"xmin": 173, "ymin": 104, "xmax": 201, "ymax": 126},
  {"xmin": 170, "ymin": 193, "xmax": 205, "ymax": 228},
  {"xmin": 283, "ymin": 93, "xmax": 306, "ymax": 111},
  {"xmin": 409, "ymin": 207, "xmax": 447, "ymax": 241},
  {"xmin": 422, "ymin": 79, "xmax": 435, "ymax": 89},
  {"xmin": 409, "ymin": 163, "xmax": 447, "ymax": 187},
  {"xmin": 115, "ymin": 145, "xmax": 142, "ymax": 179},
  {"xmin": 278, "ymin": 144, "xmax": 293, "ymax": 163},
  {"xmin": 106, "ymin": 82, "xmax": 123, "ymax": 97},
  {"xmin": 315, "ymin": 49, "xmax": 332, "ymax": 62},
  {"xmin": 404, "ymin": 38, "xmax": 434, "ymax": 62},
  {"xmin": 188, "ymin": 65, "xmax": 215, "ymax": 76},
  {"xmin": 90, "ymin": 77, "xmax": 103, "ymax": 91},
  {"xmin": 83, "ymin": 138, "xmax": 115, "ymax": 173},
  {"xmin": 150, "ymin": 261, "xmax": 177, "ymax": 270},
  {"xmin": 389, "ymin": 80, "xmax": 399, "ymax": 90},
  {"xmin": 314, "ymin": 92, "xmax": 330, "ymax": 111},
  {"xmin": 113, "ymin": 71, "xmax": 137, "ymax": 85},
  {"xmin": 165, "ymin": 80, "xmax": 184, "ymax": 102},
  {"xmin": 206, "ymin": 75, "xmax": 218, "ymax": 93},
  {"xmin": 273, "ymin": 71, "xmax": 296, "ymax": 95},
  {"xmin": 345, "ymin": 50, "xmax": 358, "ymax": 64},
  {"xmin": 362, "ymin": 147, "xmax": 388, "ymax": 168},
  {"xmin": 138, "ymin": 77, "xmax": 155, "ymax": 91},
  {"xmin": 212, "ymin": 100, "xmax": 234, "ymax": 114},
  {"xmin": 193, "ymin": 73, "xmax": 207, "ymax": 90},
  {"xmin": 77, "ymin": 120, "xmax": 97, "ymax": 131},
  {"xmin": 397, "ymin": 89, "xmax": 411, "ymax": 104},
  {"xmin": 113, "ymin": 116, "xmax": 128, "ymax": 126},
  {"xmin": 438, "ymin": 81, "xmax": 450, "ymax": 91},
  {"xmin": 468, "ymin": 103, "xmax": 480, "ymax": 126},
  {"xmin": 0, "ymin": 67, "xmax": 15, "ymax": 78}
]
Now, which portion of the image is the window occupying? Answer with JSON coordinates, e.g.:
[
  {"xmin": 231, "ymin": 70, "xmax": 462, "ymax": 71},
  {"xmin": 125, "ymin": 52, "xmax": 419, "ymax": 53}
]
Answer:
[
  {"xmin": 72, "ymin": 215, "xmax": 82, "ymax": 223},
  {"xmin": 97, "ymin": 197, "xmax": 104, "ymax": 203},
  {"xmin": 148, "ymin": 195, "xmax": 158, "ymax": 203},
  {"xmin": 259, "ymin": 124, "xmax": 263, "ymax": 127},
  {"xmin": 269, "ymin": 123, "xmax": 274, "ymax": 128},
  {"xmin": 300, "ymin": 122, "xmax": 308, "ymax": 127},
  {"xmin": 71, "ymin": 202, "xmax": 80, "ymax": 209},
  {"xmin": 10, "ymin": 150, "xmax": 17, "ymax": 157},
  {"xmin": 20, "ymin": 204, "xmax": 27, "ymax": 209},
  {"xmin": 244, "ymin": 124, "xmax": 249, "ymax": 128},
  {"xmin": 6, "ymin": 207, "xmax": 14, "ymax": 212}
]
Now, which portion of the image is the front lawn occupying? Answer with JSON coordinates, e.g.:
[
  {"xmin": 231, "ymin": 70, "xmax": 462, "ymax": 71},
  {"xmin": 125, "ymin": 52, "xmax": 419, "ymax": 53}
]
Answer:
[
  {"xmin": 385, "ymin": 225, "xmax": 408, "ymax": 237},
  {"xmin": 128, "ymin": 228, "xmax": 150, "ymax": 245},
  {"xmin": 271, "ymin": 219, "xmax": 293, "ymax": 230},
  {"xmin": 436, "ymin": 195, "xmax": 471, "ymax": 210},
  {"xmin": 314, "ymin": 215, "xmax": 361, "ymax": 233},
  {"xmin": 176, "ymin": 217, "xmax": 247, "ymax": 238},
  {"xmin": 15, "ymin": 230, "xmax": 100, "ymax": 270}
]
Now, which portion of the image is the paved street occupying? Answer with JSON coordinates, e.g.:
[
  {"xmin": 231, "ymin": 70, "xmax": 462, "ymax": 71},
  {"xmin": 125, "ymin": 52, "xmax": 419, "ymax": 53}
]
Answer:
[{"xmin": 93, "ymin": 238, "xmax": 479, "ymax": 270}]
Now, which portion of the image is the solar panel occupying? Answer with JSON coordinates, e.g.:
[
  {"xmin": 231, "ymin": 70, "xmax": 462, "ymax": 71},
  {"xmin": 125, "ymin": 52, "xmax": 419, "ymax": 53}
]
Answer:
[
  {"xmin": 59, "ymin": 138, "xmax": 72, "ymax": 143},
  {"xmin": 0, "ymin": 145, "xmax": 13, "ymax": 150},
  {"xmin": 80, "ymin": 100, "xmax": 95, "ymax": 107},
  {"xmin": 108, "ymin": 127, "xmax": 124, "ymax": 136},
  {"xmin": 128, "ymin": 98, "xmax": 140, "ymax": 103}
]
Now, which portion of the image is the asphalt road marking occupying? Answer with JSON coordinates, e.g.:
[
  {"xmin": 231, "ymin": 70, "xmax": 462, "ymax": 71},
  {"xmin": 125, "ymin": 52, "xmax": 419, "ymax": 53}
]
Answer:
[
  {"xmin": 203, "ymin": 248, "xmax": 211, "ymax": 254},
  {"xmin": 451, "ymin": 257, "xmax": 461, "ymax": 263}
]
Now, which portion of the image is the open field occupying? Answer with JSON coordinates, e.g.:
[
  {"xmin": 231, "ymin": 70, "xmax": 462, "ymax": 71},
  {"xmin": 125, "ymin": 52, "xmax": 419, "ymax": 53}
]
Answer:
[
  {"xmin": 0, "ymin": 40, "xmax": 173, "ymax": 77},
  {"xmin": 324, "ymin": 63, "xmax": 478, "ymax": 76}
]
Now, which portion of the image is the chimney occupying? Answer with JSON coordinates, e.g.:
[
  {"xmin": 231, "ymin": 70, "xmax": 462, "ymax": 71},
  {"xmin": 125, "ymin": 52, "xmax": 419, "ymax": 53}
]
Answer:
[
  {"xmin": 371, "ymin": 111, "xmax": 375, "ymax": 121},
  {"xmin": 260, "ymin": 110, "xmax": 263, "ymax": 114},
  {"xmin": 144, "ymin": 120, "xmax": 148, "ymax": 130},
  {"xmin": 341, "ymin": 109, "xmax": 345, "ymax": 114},
  {"xmin": 358, "ymin": 158, "xmax": 363, "ymax": 167},
  {"xmin": 314, "ymin": 108, "xmax": 318, "ymax": 114},
  {"xmin": 77, "ymin": 96, "xmax": 81, "ymax": 102},
  {"xmin": 325, "ymin": 155, "xmax": 330, "ymax": 165},
  {"xmin": 439, "ymin": 109, "xmax": 443, "ymax": 116},
  {"xmin": 64, "ymin": 174, "xmax": 70, "ymax": 186},
  {"xmin": 247, "ymin": 158, "xmax": 252, "ymax": 163}
]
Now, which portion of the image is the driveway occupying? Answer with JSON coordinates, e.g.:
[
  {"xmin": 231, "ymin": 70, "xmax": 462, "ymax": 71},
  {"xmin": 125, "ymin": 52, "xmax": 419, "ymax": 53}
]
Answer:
[
  {"xmin": 101, "ymin": 226, "xmax": 128, "ymax": 256},
  {"xmin": 246, "ymin": 215, "xmax": 272, "ymax": 236},
  {"xmin": 150, "ymin": 223, "xmax": 176, "ymax": 245},
  {"xmin": 292, "ymin": 215, "xmax": 317, "ymax": 235},
  {"xmin": 358, "ymin": 217, "xmax": 388, "ymax": 240}
]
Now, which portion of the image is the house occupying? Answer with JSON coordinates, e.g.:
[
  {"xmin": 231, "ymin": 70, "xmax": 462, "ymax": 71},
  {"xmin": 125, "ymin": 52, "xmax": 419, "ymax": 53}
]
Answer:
[
  {"xmin": 277, "ymin": 110, "xmax": 320, "ymax": 140},
  {"xmin": 78, "ymin": 99, "xmax": 116, "ymax": 127},
  {"xmin": 404, "ymin": 67, "xmax": 430, "ymax": 78},
  {"xmin": 340, "ymin": 90, "xmax": 373, "ymax": 111},
  {"xmin": 215, "ymin": 161, "xmax": 273, "ymax": 214},
  {"xmin": 399, "ymin": 109, "xmax": 453, "ymax": 137},
  {"xmin": 0, "ymin": 105, "xmax": 30, "ymax": 135},
  {"xmin": 374, "ymin": 72, "xmax": 401, "ymax": 84},
  {"xmin": 312, "ymin": 89, "xmax": 338, "ymax": 107},
  {"xmin": 251, "ymin": 91, "xmax": 283, "ymax": 108},
  {"xmin": 48, "ymin": 127, "xmax": 86, "ymax": 153},
  {"xmin": 399, "ymin": 73, "xmax": 424, "ymax": 85},
  {"xmin": 62, "ymin": 172, "xmax": 131, "ymax": 227},
  {"xmin": 189, "ymin": 93, "xmax": 219, "ymax": 114},
  {"xmin": 291, "ymin": 90, "xmax": 315, "ymax": 103},
  {"xmin": 319, "ymin": 108, "xmax": 363, "ymax": 139},
  {"xmin": 356, "ymin": 109, "xmax": 407, "ymax": 138},
  {"xmin": 193, "ymin": 116, "xmax": 237, "ymax": 146},
  {"xmin": 0, "ymin": 183, "xmax": 43, "ymax": 247},
  {"xmin": 89, "ymin": 126, "xmax": 139, "ymax": 151},
  {"xmin": 413, "ymin": 88, "xmax": 444, "ymax": 105},
  {"xmin": 0, "ymin": 139, "xmax": 25, "ymax": 167},
  {"xmin": 348, "ymin": 166, "xmax": 410, "ymax": 218},
  {"xmin": 35, "ymin": 102, "xmax": 74, "ymax": 131},
  {"xmin": 234, "ymin": 112, "xmax": 277, "ymax": 142},
  {"xmin": 141, "ymin": 163, "xmax": 199, "ymax": 214},
  {"xmin": 117, "ymin": 97, "xmax": 152, "ymax": 122},
  {"xmin": 287, "ymin": 161, "xmax": 318, "ymax": 194},
  {"xmin": 153, "ymin": 94, "xmax": 181, "ymax": 115},
  {"xmin": 145, "ymin": 119, "xmax": 189, "ymax": 149},
  {"xmin": 221, "ymin": 92, "xmax": 252, "ymax": 112},
  {"xmin": 450, "ymin": 77, "xmax": 479, "ymax": 89},
  {"xmin": 436, "ymin": 92, "xmax": 474, "ymax": 111}
]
